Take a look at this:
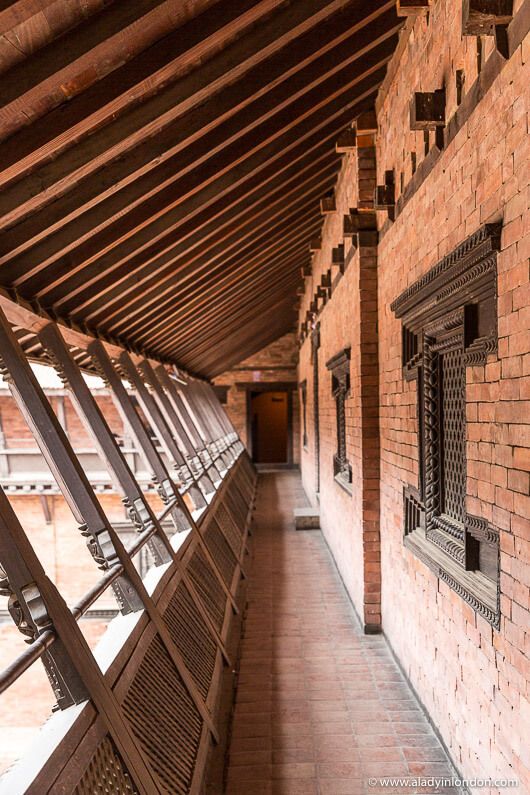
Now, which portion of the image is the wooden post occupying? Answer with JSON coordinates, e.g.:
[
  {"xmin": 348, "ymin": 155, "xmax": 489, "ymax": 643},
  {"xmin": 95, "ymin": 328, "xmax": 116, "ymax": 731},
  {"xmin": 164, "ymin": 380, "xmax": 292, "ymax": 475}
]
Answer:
[
  {"xmin": 118, "ymin": 352, "xmax": 207, "ymax": 511},
  {"xmin": 138, "ymin": 360, "xmax": 216, "ymax": 496}
]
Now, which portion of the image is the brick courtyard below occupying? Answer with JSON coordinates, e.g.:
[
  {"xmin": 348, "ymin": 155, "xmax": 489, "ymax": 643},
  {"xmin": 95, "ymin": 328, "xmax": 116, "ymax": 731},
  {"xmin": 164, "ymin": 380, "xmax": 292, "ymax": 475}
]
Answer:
[{"xmin": 225, "ymin": 472, "xmax": 461, "ymax": 794}]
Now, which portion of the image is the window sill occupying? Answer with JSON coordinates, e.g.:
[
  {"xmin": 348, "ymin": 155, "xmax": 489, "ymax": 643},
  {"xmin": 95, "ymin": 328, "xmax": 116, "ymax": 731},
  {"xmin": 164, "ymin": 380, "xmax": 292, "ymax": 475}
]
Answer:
[
  {"xmin": 334, "ymin": 474, "xmax": 352, "ymax": 496},
  {"xmin": 404, "ymin": 528, "xmax": 499, "ymax": 628}
]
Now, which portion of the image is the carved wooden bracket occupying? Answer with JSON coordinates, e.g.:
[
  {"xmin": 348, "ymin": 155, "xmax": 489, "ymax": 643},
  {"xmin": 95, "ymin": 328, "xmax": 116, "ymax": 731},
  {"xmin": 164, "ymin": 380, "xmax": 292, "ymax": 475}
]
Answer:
[
  {"xmin": 335, "ymin": 127, "xmax": 357, "ymax": 153},
  {"xmin": 462, "ymin": 0, "xmax": 513, "ymax": 57},
  {"xmin": 374, "ymin": 170, "xmax": 395, "ymax": 218},
  {"xmin": 462, "ymin": 0, "xmax": 512, "ymax": 32},
  {"xmin": 332, "ymin": 244, "xmax": 345, "ymax": 272},
  {"xmin": 320, "ymin": 194, "xmax": 336, "ymax": 214},
  {"xmin": 309, "ymin": 237, "xmax": 322, "ymax": 253},
  {"xmin": 343, "ymin": 209, "xmax": 377, "ymax": 237},
  {"xmin": 397, "ymin": 0, "xmax": 431, "ymax": 16},
  {"xmin": 410, "ymin": 89, "xmax": 446, "ymax": 130},
  {"xmin": 356, "ymin": 109, "xmax": 377, "ymax": 134}
]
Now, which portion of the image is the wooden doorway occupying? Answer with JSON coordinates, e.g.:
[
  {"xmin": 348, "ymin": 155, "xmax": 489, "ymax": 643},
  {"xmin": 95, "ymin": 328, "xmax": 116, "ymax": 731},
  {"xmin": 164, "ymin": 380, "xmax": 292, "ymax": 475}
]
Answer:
[{"xmin": 246, "ymin": 384, "xmax": 294, "ymax": 466}]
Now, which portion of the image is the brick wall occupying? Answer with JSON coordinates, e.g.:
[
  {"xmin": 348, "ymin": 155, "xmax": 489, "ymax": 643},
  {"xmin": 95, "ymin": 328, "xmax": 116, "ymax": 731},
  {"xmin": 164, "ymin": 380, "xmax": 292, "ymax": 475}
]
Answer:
[
  {"xmin": 298, "ymin": 144, "xmax": 382, "ymax": 629},
  {"xmin": 377, "ymin": 2, "xmax": 529, "ymax": 788},
  {"xmin": 298, "ymin": 0, "xmax": 529, "ymax": 788},
  {"xmin": 214, "ymin": 332, "xmax": 300, "ymax": 463}
]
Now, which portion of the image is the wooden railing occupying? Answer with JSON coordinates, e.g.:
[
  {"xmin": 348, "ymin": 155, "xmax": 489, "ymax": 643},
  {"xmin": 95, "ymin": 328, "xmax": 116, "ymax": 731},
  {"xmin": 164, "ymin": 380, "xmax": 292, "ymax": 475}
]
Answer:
[{"xmin": 0, "ymin": 306, "xmax": 256, "ymax": 794}]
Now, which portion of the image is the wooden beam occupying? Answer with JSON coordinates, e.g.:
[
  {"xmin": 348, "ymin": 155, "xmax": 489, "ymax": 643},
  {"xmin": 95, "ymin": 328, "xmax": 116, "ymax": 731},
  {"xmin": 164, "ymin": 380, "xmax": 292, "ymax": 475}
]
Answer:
[
  {"xmin": 396, "ymin": 0, "xmax": 431, "ymax": 16},
  {"xmin": 102, "ymin": 190, "xmax": 326, "ymax": 342},
  {"xmin": 0, "ymin": 0, "xmax": 282, "ymax": 182},
  {"xmin": 462, "ymin": 0, "xmax": 513, "ymax": 34},
  {"xmin": 161, "ymin": 267, "xmax": 305, "ymax": 360},
  {"xmin": 1, "ymin": 20, "xmax": 399, "ymax": 286},
  {"xmin": 0, "ymin": 0, "xmax": 389, "ymax": 237},
  {"xmin": 410, "ymin": 89, "xmax": 446, "ymax": 129},
  {"xmin": 126, "ymin": 216, "xmax": 321, "ymax": 347},
  {"xmin": 54, "ymin": 159, "xmax": 339, "ymax": 323}
]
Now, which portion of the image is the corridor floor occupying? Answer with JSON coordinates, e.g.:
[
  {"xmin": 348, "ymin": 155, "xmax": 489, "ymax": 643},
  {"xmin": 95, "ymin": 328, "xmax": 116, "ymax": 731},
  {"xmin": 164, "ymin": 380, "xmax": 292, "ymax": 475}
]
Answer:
[{"xmin": 225, "ymin": 472, "xmax": 459, "ymax": 795}]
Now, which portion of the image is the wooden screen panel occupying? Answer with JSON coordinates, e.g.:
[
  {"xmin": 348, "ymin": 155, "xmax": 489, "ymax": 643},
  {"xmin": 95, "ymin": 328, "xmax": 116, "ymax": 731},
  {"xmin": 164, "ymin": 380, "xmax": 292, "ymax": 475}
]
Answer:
[
  {"xmin": 187, "ymin": 546, "xmax": 227, "ymax": 632},
  {"xmin": 440, "ymin": 347, "xmax": 466, "ymax": 524},
  {"xmin": 223, "ymin": 487, "xmax": 248, "ymax": 531},
  {"xmin": 162, "ymin": 581, "xmax": 218, "ymax": 702},
  {"xmin": 122, "ymin": 633, "xmax": 203, "ymax": 795},
  {"xmin": 202, "ymin": 521, "xmax": 238, "ymax": 588},
  {"xmin": 214, "ymin": 502, "xmax": 244, "ymax": 555},
  {"xmin": 73, "ymin": 736, "xmax": 138, "ymax": 795}
]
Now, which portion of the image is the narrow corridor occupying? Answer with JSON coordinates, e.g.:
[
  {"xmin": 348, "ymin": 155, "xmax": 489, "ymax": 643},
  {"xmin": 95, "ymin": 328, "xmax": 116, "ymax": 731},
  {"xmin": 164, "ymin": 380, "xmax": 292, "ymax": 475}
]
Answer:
[{"xmin": 226, "ymin": 472, "xmax": 460, "ymax": 795}]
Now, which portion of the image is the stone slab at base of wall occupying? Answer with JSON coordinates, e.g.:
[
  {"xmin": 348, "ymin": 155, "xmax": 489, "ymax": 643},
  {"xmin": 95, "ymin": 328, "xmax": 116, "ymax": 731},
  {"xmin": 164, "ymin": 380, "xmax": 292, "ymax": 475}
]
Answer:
[{"xmin": 294, "ymin": 507, "xmax": 320, "ymax": 530}]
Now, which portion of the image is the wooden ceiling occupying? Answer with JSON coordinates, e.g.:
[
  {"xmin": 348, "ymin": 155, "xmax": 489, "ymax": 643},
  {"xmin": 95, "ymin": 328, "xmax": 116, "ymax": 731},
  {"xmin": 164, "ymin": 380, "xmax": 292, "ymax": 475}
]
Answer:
[{"xmin": 0, "ymin": 0, "xmax": 402, "ymax": 377}]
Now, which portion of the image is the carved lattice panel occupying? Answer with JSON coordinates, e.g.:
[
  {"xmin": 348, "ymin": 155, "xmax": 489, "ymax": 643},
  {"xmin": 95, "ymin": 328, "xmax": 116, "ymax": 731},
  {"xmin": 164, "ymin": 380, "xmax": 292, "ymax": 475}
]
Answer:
[
  {"xmin": 163, "ymin": 581, "xmax": 217, "ymax": 700},
  {"xmin": 122, "ymin": 634, "xmax": 203, "ymax": 795},
  {"xmin": 187, "ymin": 546, "xmax": 226, "ymax": 631},
  {"xmin": 441, "ymin": 348, "xmax": 465, "ymax": 524},
  {"xmin": 74, "ymin": 736, "xmax": 138, "ymax": 794},
  {"xmin": 391, "ymin": 224, "xmax": 501, "ymax": 627}
]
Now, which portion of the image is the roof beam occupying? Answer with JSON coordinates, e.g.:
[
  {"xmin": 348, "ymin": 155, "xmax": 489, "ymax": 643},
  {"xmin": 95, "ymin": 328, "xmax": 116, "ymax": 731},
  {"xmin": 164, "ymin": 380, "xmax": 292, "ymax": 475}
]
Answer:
[
  {"xmin": 76, "ymin": 165, "xmax": 338, "ymax": 331},
  {"xmin": 0, "ymin": 0, "xmax": 282, "ymax": 180},
  {"xmin": 123, "ymin": 214, "xmax": 322, "ymax": 345},
  {"xmin": 0, "ymin": 11, "xmax": 398, "ymax": 285},
  {"xmin": 3, "ymin": 59, "xmax": 389, "ymax": 292},
  {"xmin": 0, "ymin": 0, "xmax": 371, "ymax": 231}
]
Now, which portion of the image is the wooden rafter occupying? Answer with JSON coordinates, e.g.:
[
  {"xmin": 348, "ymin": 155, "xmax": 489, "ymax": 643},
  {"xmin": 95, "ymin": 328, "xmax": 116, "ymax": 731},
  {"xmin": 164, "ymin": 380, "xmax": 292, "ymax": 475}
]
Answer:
[{"xmin": 0, "ymin": 0, "xmax": 403, "ymax": 376}]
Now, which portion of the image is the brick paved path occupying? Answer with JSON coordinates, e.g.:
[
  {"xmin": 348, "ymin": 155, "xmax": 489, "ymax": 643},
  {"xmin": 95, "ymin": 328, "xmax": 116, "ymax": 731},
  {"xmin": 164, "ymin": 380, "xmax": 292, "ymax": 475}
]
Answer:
[{"xmin": 225, "ymin": 472, "xmax": 459, "ymax": 795}]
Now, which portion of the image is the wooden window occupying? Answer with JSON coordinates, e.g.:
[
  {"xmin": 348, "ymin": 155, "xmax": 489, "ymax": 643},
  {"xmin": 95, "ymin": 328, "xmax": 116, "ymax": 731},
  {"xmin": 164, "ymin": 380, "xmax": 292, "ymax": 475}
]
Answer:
[
  {"xmin": 326, "ymin": 348, "xmax": 352, "ymax": 492},
  {"xmin": 299, "ymin": 380, "xmax": 308, "ymax": 448},
  {"xmin": 392, "ymin": 224, "xmax": 501, "ymax": 628}
]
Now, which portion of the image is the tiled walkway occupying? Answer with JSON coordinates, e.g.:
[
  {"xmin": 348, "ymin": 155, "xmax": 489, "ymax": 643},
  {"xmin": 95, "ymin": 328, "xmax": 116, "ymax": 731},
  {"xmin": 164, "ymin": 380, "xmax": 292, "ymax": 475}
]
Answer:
[{"xmin": 225, "ymin": 472, "xmax": 459, "ymax": 795}]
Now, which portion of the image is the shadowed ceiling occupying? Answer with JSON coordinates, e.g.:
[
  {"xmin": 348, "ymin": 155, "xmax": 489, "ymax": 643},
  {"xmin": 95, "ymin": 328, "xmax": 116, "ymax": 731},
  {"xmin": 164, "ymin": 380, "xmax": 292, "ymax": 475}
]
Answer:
[{"xmin": 0, "ymin": 0, "xmax": 402, "ymax": 377}]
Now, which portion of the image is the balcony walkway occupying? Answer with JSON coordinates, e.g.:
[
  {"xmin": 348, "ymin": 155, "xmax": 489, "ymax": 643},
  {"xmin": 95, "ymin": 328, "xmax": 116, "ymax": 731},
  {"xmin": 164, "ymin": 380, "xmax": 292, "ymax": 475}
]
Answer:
[{"xmin": 225, "ymin": 471, "xmax": 459, "ymax": 795}]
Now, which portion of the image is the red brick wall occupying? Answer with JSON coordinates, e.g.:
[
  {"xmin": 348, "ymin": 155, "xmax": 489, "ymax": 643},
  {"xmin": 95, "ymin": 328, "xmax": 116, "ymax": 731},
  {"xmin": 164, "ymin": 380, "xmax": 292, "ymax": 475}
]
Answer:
[
  {"xmin": 376, "ymin": 3, "xmax": 530, "ymax": 786},
  {"xmin": 214, "ymin": 333, "xmax": 300, "ymax": 464},
  {"xmin": 298, "ymin": 0, "xmax": 529, "ymax": 786},
  {"xmin": 298, "ymin": 147, "xmax": 382, "ymax": 627}
]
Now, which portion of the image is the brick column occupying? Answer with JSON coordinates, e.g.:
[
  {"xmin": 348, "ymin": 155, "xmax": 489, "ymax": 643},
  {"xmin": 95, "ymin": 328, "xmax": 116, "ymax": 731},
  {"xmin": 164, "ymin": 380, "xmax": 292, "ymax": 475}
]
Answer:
[{"xmin": 357, "ymin": 138, "xmax": 381, "ymax": 633}]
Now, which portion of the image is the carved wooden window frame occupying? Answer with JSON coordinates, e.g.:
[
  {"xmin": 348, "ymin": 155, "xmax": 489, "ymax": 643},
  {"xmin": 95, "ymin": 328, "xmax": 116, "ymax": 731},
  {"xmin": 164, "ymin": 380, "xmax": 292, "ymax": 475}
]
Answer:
[
  {"xmin": 326, "ymin": 348, "xmax": 352, "ymax": 493},
  {"xmin": 391, "ymin": 224, "xmax": 501, "ymax": 628}
]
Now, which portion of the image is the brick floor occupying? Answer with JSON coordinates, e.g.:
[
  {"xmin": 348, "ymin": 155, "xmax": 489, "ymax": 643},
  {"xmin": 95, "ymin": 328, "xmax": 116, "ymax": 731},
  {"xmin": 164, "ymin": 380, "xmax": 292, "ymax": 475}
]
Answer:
[{"xmin": 225, "ymin": 472, "xmax": 460, "ymax": 795}]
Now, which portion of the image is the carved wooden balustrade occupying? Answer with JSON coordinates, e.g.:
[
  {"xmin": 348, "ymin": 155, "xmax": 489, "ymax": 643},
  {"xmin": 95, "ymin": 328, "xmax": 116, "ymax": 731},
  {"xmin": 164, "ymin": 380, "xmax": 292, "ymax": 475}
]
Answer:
[{"xmin": 0, "ymin": 306, "xmax": 256, "ymax": 795}]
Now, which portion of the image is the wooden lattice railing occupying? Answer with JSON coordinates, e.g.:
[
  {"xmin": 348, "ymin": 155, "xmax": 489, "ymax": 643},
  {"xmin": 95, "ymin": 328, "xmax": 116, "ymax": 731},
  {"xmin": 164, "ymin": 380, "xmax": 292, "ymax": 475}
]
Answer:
[{"xmin": 0, "ymin": 306, "xmax": 256, "ymax": 794}]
